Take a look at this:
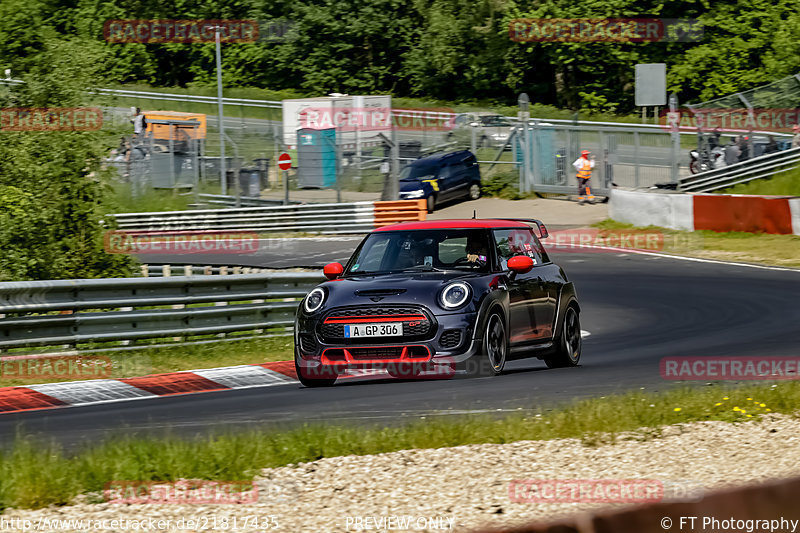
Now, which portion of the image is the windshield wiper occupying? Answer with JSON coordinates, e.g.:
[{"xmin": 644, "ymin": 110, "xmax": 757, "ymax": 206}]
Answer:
[{"xmin": 399, "ymin": 265, "xmax": 446, "ymax": 272}]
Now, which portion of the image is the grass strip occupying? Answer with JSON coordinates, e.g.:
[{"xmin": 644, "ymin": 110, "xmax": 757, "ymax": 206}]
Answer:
[
  {"xmin": 593, "ymin": 219, "xmax": 800, "ymax": 268},
  {"xmin": 718, "ymin": 166, "xmax": 800, "ymax": 196},
  {"xmin": 1, "ymin": 380, "xmax": 798, "ymax": 511}
]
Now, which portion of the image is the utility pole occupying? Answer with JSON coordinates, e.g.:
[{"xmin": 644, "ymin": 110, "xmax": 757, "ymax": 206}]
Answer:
[
  {"xmin": 518, "ymin": 93, "xmax": 530, "ymax": 193},
  {"xmin": 215, "ymin": 27, "xmax": 227, "ymax": 195}
]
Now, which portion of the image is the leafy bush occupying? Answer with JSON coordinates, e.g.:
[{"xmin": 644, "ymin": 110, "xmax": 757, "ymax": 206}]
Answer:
[{"xmin": 481, "ymin": 172, "xmax": 524, "ymax": 200}]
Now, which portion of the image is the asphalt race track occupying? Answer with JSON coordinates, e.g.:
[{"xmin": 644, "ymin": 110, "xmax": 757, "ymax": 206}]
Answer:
[{"xmin": 1, "ymin": 249, "xmax": 799, "ymax": 448}]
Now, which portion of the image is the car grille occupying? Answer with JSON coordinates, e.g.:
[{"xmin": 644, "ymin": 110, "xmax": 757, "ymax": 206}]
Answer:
[
  {"xmin": 318, "ymin": 305, "xmax": 434, "ymax": 344},
  {"xmin": 439, "ymin": 329, "xmax": 462, "ymax": 349}
]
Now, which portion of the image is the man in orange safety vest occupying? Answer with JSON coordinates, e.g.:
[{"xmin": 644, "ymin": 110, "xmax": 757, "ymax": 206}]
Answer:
[{"xmin": 572, "ymin": 150, "xmax": 595, "ymax": 204}]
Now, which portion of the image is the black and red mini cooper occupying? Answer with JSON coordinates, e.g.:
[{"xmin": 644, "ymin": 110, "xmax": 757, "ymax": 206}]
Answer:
[{"xmin": 294, "ymin": 219, "xmax": 582, "ymax": 387}]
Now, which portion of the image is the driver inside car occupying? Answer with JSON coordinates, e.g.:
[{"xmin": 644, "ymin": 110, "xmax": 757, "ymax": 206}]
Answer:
[{"xmin": 465, "ymin": 234, "xmax": 489, "ymax": 264}]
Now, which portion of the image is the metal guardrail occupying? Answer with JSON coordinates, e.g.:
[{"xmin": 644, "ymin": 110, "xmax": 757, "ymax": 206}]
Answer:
[
  {"xmin": 193, "ymin": 194, "xmax": 301, "ymax": 208},
  {"xmin": 110, "ymin": 200, "xmax": 427, "ymax": 234},
  {"xmin": 141, "ymin": 265, "xmax": 285, "ymax": 277},
  {"xmin": 678, "ymin": 147, "xmax": 800, "ymax": 193},
  {"xmin": 0, "ymin": 272, "xmax": 323, "ymax": 352},
  {"xmin": 111, "ymin": 202, "xmax": 378, "ymax": 234}
]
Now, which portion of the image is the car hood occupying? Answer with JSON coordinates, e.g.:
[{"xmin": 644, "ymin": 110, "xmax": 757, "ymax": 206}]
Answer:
[
  {"xmin": 398, "ymin": 179, "xmax": 433, "ymax": 192},
  {"xmin": 321, "ymin": 271, "xmax": 484, "ymax": 309}
]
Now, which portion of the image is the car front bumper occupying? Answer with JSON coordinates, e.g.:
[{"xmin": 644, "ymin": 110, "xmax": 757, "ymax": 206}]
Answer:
[{"xmin": 295, "ymin": 310, "xmax": 480, "ymax": 371}]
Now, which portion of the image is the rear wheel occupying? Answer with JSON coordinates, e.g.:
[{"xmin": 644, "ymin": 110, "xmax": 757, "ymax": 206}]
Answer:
[
  {"xmin": 468, "ymin": 183, "xmax": 481, "ymax": 200},
  {"xmin": 426, "ymin": 195, "xmax": 436, "ymax": 213},
  {"xmin": 295, "ymin": 358, "xmax": 337, "ymax": 387},
  {"xmin": 544, "ymin": 305, "xmax": 581, "ymax": 368}
]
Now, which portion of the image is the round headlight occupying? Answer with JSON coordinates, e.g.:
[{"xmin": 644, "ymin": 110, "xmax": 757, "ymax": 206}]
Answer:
[
  {"xmin": 304, "ymin": 287, "xmax": 326, "ymax": 313},
  {"xmin": 440, "ymin": 282, "xmax": 470, "ymax": 310}
]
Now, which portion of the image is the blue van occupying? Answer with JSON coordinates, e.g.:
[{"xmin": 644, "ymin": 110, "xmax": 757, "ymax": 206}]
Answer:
[{"xmin": 398, "ymin": 150, "xmax": 481, "ymax": 212}]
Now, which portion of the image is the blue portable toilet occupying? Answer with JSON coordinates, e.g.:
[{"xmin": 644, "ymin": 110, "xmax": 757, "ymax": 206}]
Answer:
[{"xmin": 297, "ymin": 127, "xmax": 337, "ymax": 188}]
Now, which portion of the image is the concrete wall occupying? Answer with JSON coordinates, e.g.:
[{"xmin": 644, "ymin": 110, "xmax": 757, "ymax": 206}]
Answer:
[
  {"xmin": 610, "ymin": 189, "xmax": 800, "ymax": 235},
  {"xmin": 609, "ymin": 189, "xmax": 693, "ymax": 231}
]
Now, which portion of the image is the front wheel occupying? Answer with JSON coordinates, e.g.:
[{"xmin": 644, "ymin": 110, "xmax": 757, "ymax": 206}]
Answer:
[
  {"xmin": 462, "ymin": 311, "xmax": 507, "ymax": 377},
  {"xmin": 295, "ymin": 358, "xmax": 337, "ymax": 387},
  {"xmin": 544, "ymin": 305, "xmax": 581, "ymax": 368},
  {"xmin": 426, "ymin": 195, "xmax": 436, "ymax": 213}
]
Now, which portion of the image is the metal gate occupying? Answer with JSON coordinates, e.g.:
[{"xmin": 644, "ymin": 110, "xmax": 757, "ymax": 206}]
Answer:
[{"xmin": 515, "ymin": 122, "xmax": 687, "ymax": 196}]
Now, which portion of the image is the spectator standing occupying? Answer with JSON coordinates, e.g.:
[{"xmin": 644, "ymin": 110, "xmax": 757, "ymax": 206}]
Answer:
[
  {"xmin": 131, "ymin": 107, "xmax": 147, "ymax": 141},
  {"xmin": 572, "ymin": 150, "xmax": 595, "ymax": 205},
  {"xmin": 724, "ymin": 138, "xmax": 741, "ymax": 165}
]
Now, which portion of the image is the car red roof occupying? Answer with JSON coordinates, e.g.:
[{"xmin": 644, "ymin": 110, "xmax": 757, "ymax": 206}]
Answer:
[{"xmin": 374, "ymin": 219, "xmax": 533, "ymax": 232}]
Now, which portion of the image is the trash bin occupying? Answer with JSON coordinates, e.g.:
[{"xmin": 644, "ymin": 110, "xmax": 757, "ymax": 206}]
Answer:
[
  {"xmin": 238, "ymin": 168, "xmax": 261, "ymax": 198},
  {"xmin": 253, "ymin": 158, "xmax": 270, "ymax": 189}
]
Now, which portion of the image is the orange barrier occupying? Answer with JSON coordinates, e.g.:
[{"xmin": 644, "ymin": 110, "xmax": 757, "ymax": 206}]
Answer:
[
  {"xmin": 373, "ymin": 199, "xmax": 427, "ymax": 227},
  {"xmin": 693, "ymin": 194, "xmax": 794, "ymax": 234}
]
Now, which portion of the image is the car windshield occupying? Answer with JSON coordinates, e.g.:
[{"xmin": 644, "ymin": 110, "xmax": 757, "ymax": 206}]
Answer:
[
  {"xmin": 399, "ymin": 164, "xmax": 438, "ymax": 180},
  {"xmin": 347, "ymin": 229, "xmax": 491, "ymax": 275},
  {"xmin": 478, "ymin": 115, "xmax": 511, "ymax": 126}
]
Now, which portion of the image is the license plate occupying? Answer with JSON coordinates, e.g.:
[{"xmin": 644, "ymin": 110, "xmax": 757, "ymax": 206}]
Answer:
[{"xmin": 344, "ymin": 322, "xmax": 403, "ymax": 338}]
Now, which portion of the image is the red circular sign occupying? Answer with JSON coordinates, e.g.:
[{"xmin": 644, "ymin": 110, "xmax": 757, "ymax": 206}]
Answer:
[{"xmin": 278, "ymin": 152, "xmax": 292, "ymax": 171}]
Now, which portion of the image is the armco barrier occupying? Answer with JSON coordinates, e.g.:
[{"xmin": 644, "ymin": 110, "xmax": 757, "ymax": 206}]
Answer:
[
  {"xmin": 0, "ymin": 272, "xmax": 323, "ymax": 353},
  {"xmin": 678, "ymin": 146, "xmax": 800, "ymax": 193},
  {"xmin": 610, "ymin": 189, "xmax": 800, "ymax": 235},
  {"xmin": 481, "ymin": 475, "xmax": 800, "ymax": 533},
  {"xmin": 110, "ymin": 200, "xmax": 427, "ymax": 235}
]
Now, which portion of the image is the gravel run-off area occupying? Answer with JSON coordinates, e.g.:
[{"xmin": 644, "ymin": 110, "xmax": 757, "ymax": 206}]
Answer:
[{"xmin": 3, "ymin": 415, "xmax": 800, "ymax": 532}]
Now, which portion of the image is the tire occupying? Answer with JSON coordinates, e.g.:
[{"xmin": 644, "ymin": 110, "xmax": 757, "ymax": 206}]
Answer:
[
  {"xmin": 295, "ymin": 358, "xmax": 337, "ymax": 387},
  {"xmin": 468, "ymin": 183, "xmax": 481, "ymax": 200},
  {"xmin": 426, "ymin": 195, "xmax": 436, "ymax": 213},
  {"xmin": 544, "ymin": 305, "xmax": 581, "ymax": 368},
  {"xmin": 464, "ymin": 311, "xmax": 507, "ymax": 376}
]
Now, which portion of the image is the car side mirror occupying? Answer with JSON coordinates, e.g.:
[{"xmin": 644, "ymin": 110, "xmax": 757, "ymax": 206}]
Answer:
[
  {"xmin": 323, "ymin": 262, "xmax": 344, "ymax": 280},
  {"xmin": 508, "ymin": 255, "xmax": 534, "ymax": 274}
]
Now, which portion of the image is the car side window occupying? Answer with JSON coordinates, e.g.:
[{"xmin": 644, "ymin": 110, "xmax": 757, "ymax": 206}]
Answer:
[
  {"xmin": 438, "ymin": 165, "xmax": 452, "ymax": 179},
  {"xmin": 492, "ymin": 228, "xmax": 544, "ymax": 270}
]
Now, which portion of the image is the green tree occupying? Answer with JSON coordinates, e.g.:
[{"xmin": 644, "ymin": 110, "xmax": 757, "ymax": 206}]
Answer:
[{"xmin": 0, "ymin": 37, "xmax": 134, "ymax": 280}]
